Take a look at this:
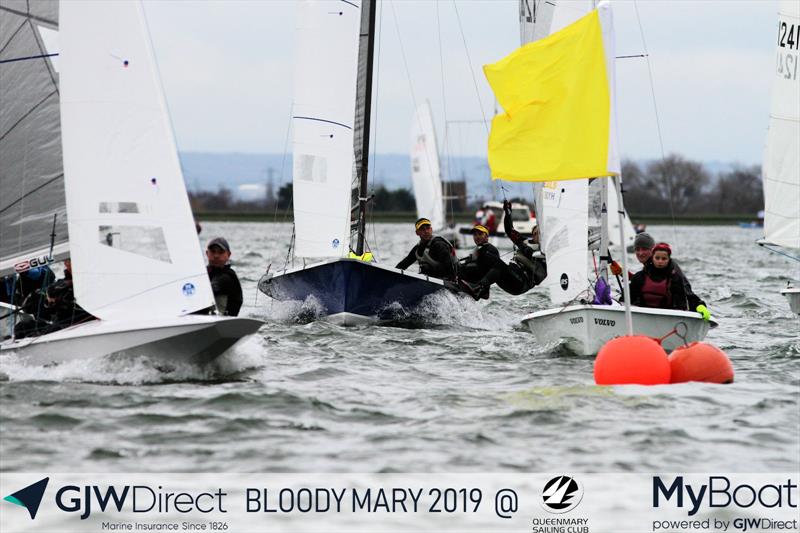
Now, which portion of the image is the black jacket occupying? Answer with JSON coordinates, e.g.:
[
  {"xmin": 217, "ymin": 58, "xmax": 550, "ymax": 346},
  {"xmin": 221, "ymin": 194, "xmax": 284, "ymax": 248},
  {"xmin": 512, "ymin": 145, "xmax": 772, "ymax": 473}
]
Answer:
[
  {"xmin": 629, "ymin": 259, "xmax": 705, "ymax": 311},
  {"xmin": 458, "ymin": 242, "xmax": 501, "ymax": 283},
  {"xmin": 208, "ymin": 264, "xmax": 243, "ymax": 316},
  {"xmin": 395, "ymin": 236, "xmax": 457, "ymax": 280}
]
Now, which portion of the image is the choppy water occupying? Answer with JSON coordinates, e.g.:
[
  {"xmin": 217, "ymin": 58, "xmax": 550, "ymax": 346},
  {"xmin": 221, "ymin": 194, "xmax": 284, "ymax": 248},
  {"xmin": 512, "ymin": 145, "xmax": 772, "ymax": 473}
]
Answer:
[{"xmin": 1, "ymin": 223, "xmax": 798, "ymax": 473}]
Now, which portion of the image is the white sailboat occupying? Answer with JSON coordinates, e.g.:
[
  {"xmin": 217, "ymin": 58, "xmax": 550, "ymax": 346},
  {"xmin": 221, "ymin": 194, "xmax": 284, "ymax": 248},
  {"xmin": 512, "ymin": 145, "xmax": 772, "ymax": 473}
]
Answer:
[
  {"xmin": 0, "ymin": 1, "xmax": 262, "ymax": 365},
  {"xmin": 258, "ymin": 0, "xmax": 448, "ymax": 325},
  {"xmin": 758, "ymin": 0, "xmax": 800, "ymax": 315},
  {"xmin": 508, "ymin": 1, "xmax": 716, "ymax": 355}
]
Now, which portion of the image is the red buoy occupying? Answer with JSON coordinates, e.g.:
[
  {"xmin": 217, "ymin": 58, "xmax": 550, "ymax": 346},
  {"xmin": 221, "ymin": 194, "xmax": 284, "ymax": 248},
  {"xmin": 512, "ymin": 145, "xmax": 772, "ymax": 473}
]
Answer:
[
  {"xmin": 668, "ymin": 342, "xmax": 734, "ymax": 384},
  {"xmin": 594, "ymin": 336, "xmax": 670, "ymax": 385}
]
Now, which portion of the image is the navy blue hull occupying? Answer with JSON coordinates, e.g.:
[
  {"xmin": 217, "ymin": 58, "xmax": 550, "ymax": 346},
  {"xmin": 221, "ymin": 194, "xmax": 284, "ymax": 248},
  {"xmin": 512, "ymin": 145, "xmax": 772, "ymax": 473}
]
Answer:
[{"xmin": 259, "ymin": 259, "xmax": 446, "ymax": 321}]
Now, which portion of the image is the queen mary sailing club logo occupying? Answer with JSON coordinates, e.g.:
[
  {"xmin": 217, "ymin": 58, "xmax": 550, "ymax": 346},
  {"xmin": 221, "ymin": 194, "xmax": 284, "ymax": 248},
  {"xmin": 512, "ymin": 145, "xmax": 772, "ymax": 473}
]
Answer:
[{"xmin": 540, "ymin": 475, "xmax": 584, "ymax": 513}]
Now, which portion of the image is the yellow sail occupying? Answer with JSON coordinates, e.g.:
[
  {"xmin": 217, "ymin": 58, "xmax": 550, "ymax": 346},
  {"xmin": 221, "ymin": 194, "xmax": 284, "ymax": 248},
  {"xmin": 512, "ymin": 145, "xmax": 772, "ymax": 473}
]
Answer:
[{"xmin": 484, "ymin": 5, "xmax": 619, "ymax": 182}]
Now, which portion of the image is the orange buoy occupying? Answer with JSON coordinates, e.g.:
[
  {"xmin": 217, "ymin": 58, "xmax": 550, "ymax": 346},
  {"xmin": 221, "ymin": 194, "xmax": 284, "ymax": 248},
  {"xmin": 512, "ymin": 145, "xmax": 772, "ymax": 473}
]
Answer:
[
  {"xmin": 594, "ymin": 335, "xmax": 670, "ymax": 385},
  {"xmin": 668, "ymin": 342, "xmax": 734, "ymax": 384}
]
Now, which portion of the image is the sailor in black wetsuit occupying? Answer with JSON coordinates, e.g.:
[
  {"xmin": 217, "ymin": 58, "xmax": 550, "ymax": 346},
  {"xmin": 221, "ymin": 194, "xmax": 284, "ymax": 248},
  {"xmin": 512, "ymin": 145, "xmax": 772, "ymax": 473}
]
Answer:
[
  {"xmin": 395, "ymin": 218, "xmax": 457, "ymax": 281},
  {"xmin": 457, "ymin": 224, "xmax": 500, "ymax": 299},
  {"xmin": 204, "ymin": 237, "xmax": 243, "ymax": 316},
  {"xmin": 462, "ymin": 201, "xmax": 547, "ymax": 298}
]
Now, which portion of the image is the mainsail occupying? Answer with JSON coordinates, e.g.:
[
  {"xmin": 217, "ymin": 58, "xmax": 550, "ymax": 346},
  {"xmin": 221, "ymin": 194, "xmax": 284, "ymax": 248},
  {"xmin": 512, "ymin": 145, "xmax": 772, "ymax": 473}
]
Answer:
[
  {"xmin": 762, "ymin": 0, "xmax": 800, "ymax": 251},
  {"xmin": 0, "ymin": 2, "xmax": 69, "ymax": 276},
  {"xmin": 410, "ymin": 101, "xmax": 445, "ymax": 232},
  {"xmin": 58, "ymin": 0, "xmax": 214, "ymax": 320},
  {"xmin": 291, "ymin": 0, "xmax": 361, "ymax": 258}
]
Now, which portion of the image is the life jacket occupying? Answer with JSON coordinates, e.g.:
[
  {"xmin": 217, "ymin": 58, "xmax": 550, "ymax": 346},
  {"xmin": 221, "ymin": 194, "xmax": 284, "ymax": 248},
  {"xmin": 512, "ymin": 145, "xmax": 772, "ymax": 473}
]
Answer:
[
  {"xmin": 641, "ymin": 273, "xmax": 671, "ymax": 308},
  {"xmin": 415, "ymin": 236, "xmax": 457, "ymax": 273}
]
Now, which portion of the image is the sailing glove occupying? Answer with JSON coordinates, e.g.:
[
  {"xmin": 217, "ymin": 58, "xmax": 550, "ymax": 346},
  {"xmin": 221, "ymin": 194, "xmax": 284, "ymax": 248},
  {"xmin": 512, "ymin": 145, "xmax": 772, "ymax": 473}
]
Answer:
[
  {"xmin": 696, "ymin": 304, "xmax": 711, "ymax": 321},
  {"xmin": 609, "ymin": 261, "xmax": 622, "ymax": 276}
]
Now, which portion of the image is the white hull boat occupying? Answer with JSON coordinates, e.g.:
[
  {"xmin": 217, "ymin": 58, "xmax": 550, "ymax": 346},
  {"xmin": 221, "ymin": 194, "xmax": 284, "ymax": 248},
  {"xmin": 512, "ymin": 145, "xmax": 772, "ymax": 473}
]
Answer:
[
  {"xmin": 0, "ymin": 315, "xmax": 262, "ymax": 366},
  {"xmin": 522, "ymin": 304, "xmax": 718, "ymax": 356},
  {"xmin": 781, "ymin": 286, "xmax": 800, "ymax": 315}
]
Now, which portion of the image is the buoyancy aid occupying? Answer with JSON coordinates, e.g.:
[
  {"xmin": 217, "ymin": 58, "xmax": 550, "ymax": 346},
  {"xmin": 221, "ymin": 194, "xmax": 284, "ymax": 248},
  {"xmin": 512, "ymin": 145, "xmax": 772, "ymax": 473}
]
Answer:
[
  {"xmin": 641, "ymin": 273, "xmax": 671, "ymax": 308},
  {"xmin": 415, "ymin": 236, "xmax": 457, "ymax": 272}
]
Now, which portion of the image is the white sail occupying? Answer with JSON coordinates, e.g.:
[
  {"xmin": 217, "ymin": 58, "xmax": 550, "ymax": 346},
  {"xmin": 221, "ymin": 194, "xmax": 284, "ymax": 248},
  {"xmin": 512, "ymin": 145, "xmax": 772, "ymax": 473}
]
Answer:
[
  {"xmin": 0, "ymin": 3, "xmax": 69, "ymax": 277},
  {"xmin": 410, "ymin": 100, "xmax": 445, "ymax": 231},
  {"xmin": 58, "ymin": 0, "xmax": 214, "ymax": 320},
  {"xmin": 541, "ymin": 182, "xmax": 589, "ymax": 304},
  {"xmin": 519, "ymin": 0, "xmax": 557, "ymax": 46},
  {"xmin": 291, "ymin": 0, "xmax": 361, "ymax": 258},
  {"xmin": 762, "ymin": 0, "xmax": 800, "ymax": 251}
]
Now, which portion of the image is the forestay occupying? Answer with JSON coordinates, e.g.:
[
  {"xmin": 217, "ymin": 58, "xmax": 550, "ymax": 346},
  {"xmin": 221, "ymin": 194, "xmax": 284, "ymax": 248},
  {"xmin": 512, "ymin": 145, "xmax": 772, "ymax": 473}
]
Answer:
[
  {"xmin": 410, "ymin": 101, "xmax": 445, "ymax": 231},
  {"xmin": 0, "ymin": 2, "xmax": 69, "ymax": 277},
  {"xmin": 58, "ymin": 0, "xmax": 214, "ymax": 320},
  {"xmin": 762, "ymin": 0, "xmax": 800, "ymax": 251},
  {"xmin": 292, "ymin": 0, "xmax": 361, "ymax": 258}
]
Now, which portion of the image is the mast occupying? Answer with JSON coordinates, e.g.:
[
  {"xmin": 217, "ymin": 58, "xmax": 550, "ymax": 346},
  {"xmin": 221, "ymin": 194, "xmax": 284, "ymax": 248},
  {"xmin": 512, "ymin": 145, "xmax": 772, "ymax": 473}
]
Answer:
[{"xmin": 352, "ymin": 0, "xmax": 377, "ymax": 256}]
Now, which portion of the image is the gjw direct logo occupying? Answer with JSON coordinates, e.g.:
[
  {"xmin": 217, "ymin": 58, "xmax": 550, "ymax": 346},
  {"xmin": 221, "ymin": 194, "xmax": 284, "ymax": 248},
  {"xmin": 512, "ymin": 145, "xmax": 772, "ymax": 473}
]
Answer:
[
  {"xmin": 540, "ymin": 475, "xmax": 584, "ymax": 513},
  {"xmin": 4, "ymin": 477, "xmax": 49, "ymax": 519}
]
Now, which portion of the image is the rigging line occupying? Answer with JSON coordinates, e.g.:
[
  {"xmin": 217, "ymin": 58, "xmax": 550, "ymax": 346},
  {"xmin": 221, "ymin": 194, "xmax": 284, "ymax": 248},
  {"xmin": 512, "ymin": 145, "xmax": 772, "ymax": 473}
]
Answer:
[
  {"xmin": 388, "ymin": 0, "xmax": 419, "ymax": 115},
  {"xmin": 758, "ymin": 242, "xmax": 800, "ymax": 263},
  {"xmin": 436, "ymin": 2, "xmax": 451, "ymax": 180},
  {"xmin": 0, "ymin": 174, "xmax": 63, "ymax": 215},
  {"xmin": 274, "ymin": 102, "xmax": 294, "ymax": 223},
  {"xmin": 292, "ymin": 116, "xmax": 352, "ymax": 130},
  {"xmin": 368, "ymin": 0, "xmax": 383, "ymax": 257},
  {"xmin": 632, "ymin": 0, "xmax": 678, "ymax": 247},
  {"xmin": 451, "ymin": 0, "xmax": 489, "ymax": 135}
]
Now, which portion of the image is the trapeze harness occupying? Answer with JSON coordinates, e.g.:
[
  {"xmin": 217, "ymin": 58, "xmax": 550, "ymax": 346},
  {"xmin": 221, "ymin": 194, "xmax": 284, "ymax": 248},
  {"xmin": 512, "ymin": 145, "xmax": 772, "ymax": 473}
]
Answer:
[{"xmin": 415, "ymin": 236, "xmax": 458, "ymax": 274}]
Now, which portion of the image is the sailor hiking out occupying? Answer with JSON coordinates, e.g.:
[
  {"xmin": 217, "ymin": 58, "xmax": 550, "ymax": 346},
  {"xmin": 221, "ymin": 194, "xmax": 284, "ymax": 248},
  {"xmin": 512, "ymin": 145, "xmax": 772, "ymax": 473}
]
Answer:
[
  {"xmin": 457, "ymin": 224, "xmax": 500, "ymax": 299},
  {"xmin": 460, "ymin": 201, "xmax": 547, "ymax": 299},
  {"xmin": 396, "ymin": 218, "xmax": 458, "ymax": 281}
]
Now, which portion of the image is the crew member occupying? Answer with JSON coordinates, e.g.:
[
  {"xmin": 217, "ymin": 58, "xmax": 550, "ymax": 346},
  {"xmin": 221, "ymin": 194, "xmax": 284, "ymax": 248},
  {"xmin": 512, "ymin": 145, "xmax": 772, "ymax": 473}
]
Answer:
[
  {"xmin": 457, "ymin": 224, "xmax": 500, "ymax": 300},
  {"xmin": 463, "ymin": 201, "xmax": 547, "ymax": 298},
  {"xmin": 629, "ymin": 242, "xmax": 710, "ymax": 319},
  {"xmin": 204, "ymin": 237, "xmax": 243, "ymax": 316},
  {"xmin": 395, "ymin": 218, "xmax": 457, "ymax": 281}
]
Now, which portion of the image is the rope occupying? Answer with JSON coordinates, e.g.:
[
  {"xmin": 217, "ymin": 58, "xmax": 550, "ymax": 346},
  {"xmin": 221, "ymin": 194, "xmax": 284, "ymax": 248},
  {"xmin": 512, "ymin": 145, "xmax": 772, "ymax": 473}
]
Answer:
[
  {"xmin": 452, "ymin": 0, "xmax": 489, "ymax": 136},
  {"xmin": 633, "ymin": 0, "xmax": 678, "ymax": 248}
]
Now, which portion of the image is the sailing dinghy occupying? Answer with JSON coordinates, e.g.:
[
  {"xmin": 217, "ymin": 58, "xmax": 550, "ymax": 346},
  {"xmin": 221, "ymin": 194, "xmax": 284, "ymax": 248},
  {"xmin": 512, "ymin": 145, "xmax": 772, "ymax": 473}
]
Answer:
[
  {"xmin": 0, "ymin": 1, "xmax": 262, "ymax": 365},
  {"xmin": 758, "ymin": 0, "xmax": 800, "ymax": 315},
  {"xmin": 258, "ymin": 0, "xmax": 447, "ymax": 325},
  {"xmin": 493, "ymin": 1, "xmax": 716, "ymax": 355}
]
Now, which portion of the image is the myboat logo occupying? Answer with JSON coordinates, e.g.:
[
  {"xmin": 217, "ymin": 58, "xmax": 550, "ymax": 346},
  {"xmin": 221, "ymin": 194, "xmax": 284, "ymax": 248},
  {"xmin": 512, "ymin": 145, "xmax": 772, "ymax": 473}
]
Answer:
[
  {"xmin": 182, "ymin": 282, "xmax": 196, "ymax": 296},
  {"xmin": 4, "ymin": 477, "xmax": 49, "ymax": 519},
  {"xmin": 332, "ymin": 238, "xmax": 340, "ymax": 249},
  {"xmin": 541, "ymin": 475, "xmax": 584, "ymax": 513},
  {"xmin": 559, "ymin": 273, "xmax": 569, "ymax": 291}
]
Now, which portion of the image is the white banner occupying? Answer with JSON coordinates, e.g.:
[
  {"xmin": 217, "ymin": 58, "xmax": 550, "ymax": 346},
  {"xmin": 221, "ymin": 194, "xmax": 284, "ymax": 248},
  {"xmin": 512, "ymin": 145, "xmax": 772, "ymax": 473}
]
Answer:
[{"xmin": 1, "ymin": 473, "xmax": 797, "ymax": 532}]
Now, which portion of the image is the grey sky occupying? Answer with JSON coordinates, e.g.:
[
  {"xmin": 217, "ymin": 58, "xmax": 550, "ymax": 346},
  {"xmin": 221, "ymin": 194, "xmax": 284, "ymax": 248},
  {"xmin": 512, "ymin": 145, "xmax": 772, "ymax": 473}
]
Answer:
[{"xmin": 143, "ymin": 0, "xmax": 776, "ymax": 166}]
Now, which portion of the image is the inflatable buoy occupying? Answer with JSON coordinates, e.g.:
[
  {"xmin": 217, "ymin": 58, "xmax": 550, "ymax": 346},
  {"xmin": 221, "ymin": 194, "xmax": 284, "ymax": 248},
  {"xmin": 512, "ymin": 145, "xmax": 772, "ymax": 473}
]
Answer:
[
  {"xmin": 668, "ymin": 342, "xmax": 734, "ymax": 384},
  {"xmin": 594, "ymin": 336, "xmax": 670, "ymax": 385}
]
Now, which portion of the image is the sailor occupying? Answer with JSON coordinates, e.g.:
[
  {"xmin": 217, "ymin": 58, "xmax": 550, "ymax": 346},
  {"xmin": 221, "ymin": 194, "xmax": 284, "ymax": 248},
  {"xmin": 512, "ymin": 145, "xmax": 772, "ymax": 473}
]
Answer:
[
  {"xmin": 462, "ymin": 201, "xmax": 547, "ymax": 298},
  {"xmin": 610, "ymin": 232, "xmax": 703, "ymax": 312},
  {"xmin": 204, "ymin": 237, "xmax": 243, "ymax": 317},
  {"xmin": 628, "ymin": 242, "xmax": 710, "ymax": 319},
  {"xmin": 395, "ymin": 218, "xmax": 457, "ymax": 281},
  {"xmin": 457, "ymin": 224, "xmax": 500, "ymax": 300}
]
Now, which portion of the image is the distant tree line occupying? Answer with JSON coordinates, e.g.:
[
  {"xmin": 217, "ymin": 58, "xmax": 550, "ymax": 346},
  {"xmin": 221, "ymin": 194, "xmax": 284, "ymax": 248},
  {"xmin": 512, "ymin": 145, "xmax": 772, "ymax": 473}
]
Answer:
[
  {"xmin": 189, "ymin": 154, "xmax": 764, "ymax": 216},
  {"xmin": 622, "ymin": 155, "xmax": 763, "ymax": 216}
]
